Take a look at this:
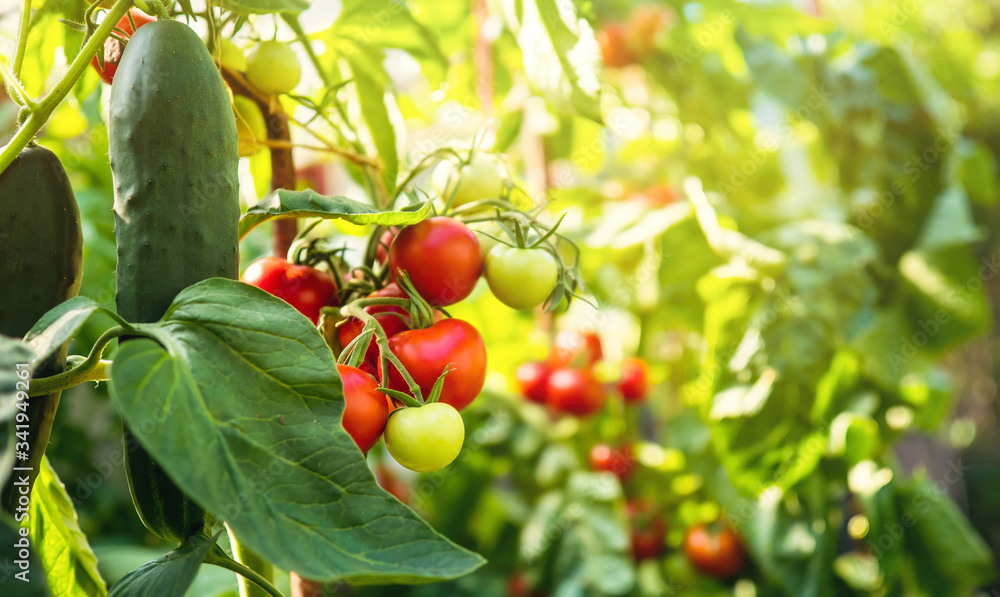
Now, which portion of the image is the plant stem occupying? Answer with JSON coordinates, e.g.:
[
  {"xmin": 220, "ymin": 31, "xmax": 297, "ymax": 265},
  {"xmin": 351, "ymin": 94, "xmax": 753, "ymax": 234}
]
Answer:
[
  {"xmin": 230, "ymin": 535, "xmax": 275, "ymax": 597},
  {"xmin": 0, "ymin": 0, "xmax": 134, "ymax": 175},
  {"xmin": 0, "ymin": 61, "xmax": 35, "ymax": 109},
  {"xmin": 209, "ymin": 537, "xmax": 284, "ymax": 597},
  {"xmin": 341, "ymin": 302, "xmax": 424, "ymax": 405},
  {"xmin": 28, "ymin": 326, "xmax": 125, "ymax": 396},
  {"xmin": 11, "ymin": 0, "xmax": 32, "ymax": 78}
]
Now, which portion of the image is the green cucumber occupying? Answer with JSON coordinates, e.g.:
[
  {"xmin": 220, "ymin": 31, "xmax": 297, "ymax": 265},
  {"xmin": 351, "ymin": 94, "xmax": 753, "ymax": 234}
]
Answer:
[
  {"xmin": 0, "ymin": 145, "xmax": 83, "ymax": 514},
  {"xmin": 109, "ymin": 20, "xmax": 239, "ymax": 542}
]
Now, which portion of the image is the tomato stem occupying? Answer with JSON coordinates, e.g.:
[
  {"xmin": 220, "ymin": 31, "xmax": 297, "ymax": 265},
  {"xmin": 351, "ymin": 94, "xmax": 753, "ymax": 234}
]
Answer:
[
  {"xmin": 28, "ymin": 325, "xmax": 126, "ymax": 396},
  {"xmin": 0, "ymin": 62, "xmax": 34, "ymax": 110},
  {"xmin": 10, "ymin": 0, "xmax": 31, "ymax": 80},
  {"xmin": 209, "ymin": 533, "xmax": 282, "ymax": 597},
  {"xmin": 0, "ymin": 0, "xmax": 134, "ymax": 176},
  {"xmin": 341, "ymin": 302, "xmax": 425, "ymax": 403}
]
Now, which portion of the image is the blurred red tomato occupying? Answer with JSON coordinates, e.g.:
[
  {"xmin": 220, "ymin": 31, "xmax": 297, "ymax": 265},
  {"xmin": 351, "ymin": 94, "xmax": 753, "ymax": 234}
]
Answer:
[
  {"xmin": 683, "ymin": 522, "xmax": 747, "ymax": 578},
  {"xmin": 545, "ymin": 367, "xmax": 605, "ymax": 416},
  {"xmin": 619, "ymin": 358, "xmax": 650, "ymax": 402},
  {"xmin": 515, "ymin": 361, "xmax": 551, "ymax": 404},
  {"xmin": 627, "ymin": 501, "xmax": 666, "ymax": 561},
  {"xmin": 589, "ymin": 443, "xmax": 634, "ymax": 479},
  {"xmin": 549, "ymin": 330, "xmax": 602, "ymax": 368},
  {"xmin": 598, "ymin": 23, "xmax": 637, "ymax": 68}
]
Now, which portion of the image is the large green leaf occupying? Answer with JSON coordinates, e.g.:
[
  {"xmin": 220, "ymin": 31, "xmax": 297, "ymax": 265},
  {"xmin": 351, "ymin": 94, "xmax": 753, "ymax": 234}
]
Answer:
[
  {"xmin": 239, "ymin": 190, "xmax": 429, "ymax": 240},
  {"xmin": 220, "ymin": 0, "xmax": 308, "ymax": 15},
  {"xmin": 506, "ymin": 0, "xmax": 602, "ymax": 122},
  {"xmin": 29, "ymin": 458, "xmax": 106, "ymax": 597},
  {"xmin": 107, "ymin": 533, "xmax": 217, "ymax": 597},
  {"xmin": 108, "ymin": 279, "xmax": 484, "ymax": 583}
]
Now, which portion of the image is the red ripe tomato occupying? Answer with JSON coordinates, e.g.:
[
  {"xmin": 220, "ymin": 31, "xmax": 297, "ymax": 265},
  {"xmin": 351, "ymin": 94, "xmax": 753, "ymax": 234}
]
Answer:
[
  {"xmin": 91, "ymin": 9, "xmax": 156, "ymax": 85},
  {"xmin": 338, "ymin": 283, "xmax": 412, "ymax": 363},
  {"xmin": 383, "ymin": 319, "xmax": 487, "ymax": 411},
  {"xmin": 627, "ymin": 501, "xmax": 666, "ymax": 561},
  {"xmin": 619, "ymin": 358, "xmax": 650, "ymax": 402},
  {"xmin": 358, "ymin": 360, "xmax": 379, "ymax": 380},
  {"xmin": 683, "ymin": 522, "xmax": 747, "ymax": 579},
  {"xmin": 589, "ymin": 443, "xmax": 634, "ymax": 480},
  {"xmin": 549, "ymin": 330, "xmax": 602, "ymax": 368},
  {"xmin": 336, "ymin": 364, "xmax": 389, "ymax": 453},
  {"xmin": 374, "ymin": 465, "xmax": 410, "ymax": 504},
  {"xmin": 545, "ymin": 367, "xmax": 605, "ymax": 416},
  {"xmin": 387, "ymin": 217, "xmax": 482, "ymax": 306},
  {"xmin": 597, "ymin": 23, "xmax": 637, "ymax": 68},
  {"xmin": 515, "ymin": 361, "xmax": 551, "ymax": 404},
  {"xmin": 241, "ymin": 257, "xmax": 337, "ymax": 324}
]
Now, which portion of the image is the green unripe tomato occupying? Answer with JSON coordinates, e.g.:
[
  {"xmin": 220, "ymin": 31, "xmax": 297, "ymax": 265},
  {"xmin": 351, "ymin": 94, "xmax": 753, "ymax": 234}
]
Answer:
[
  {"xmin": 247, "ymin": 40, "xmax": 301, "ymax": 95},
  {"xmin": 432, "ymin": 153, "xmax": 507, "ymax": 207},
  {"xmin": 485, "ymin": 245, "xmax": 559, "ymax": 309},
  {"xmin": 217, "ymin": 38, "xmax": 247, "ymax": 72},
  {"xmin": 233, "ymin": 96, "xmax": 267, "ymax": 157},
  {"xmin": 384, "ymin": 403, "xmax": 465, "ymax": 473}
]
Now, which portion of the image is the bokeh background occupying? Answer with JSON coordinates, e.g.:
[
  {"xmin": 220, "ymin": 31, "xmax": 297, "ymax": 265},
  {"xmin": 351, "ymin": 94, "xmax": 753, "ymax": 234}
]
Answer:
[{"xmin": 3, "ymin": 0, "xmax": 1000, "ymax": 594}]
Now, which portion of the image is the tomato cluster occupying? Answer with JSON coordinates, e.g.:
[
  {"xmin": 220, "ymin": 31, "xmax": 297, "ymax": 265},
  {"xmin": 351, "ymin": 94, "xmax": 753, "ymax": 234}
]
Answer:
[
  {"xmin": 514, "ymin": 331, "xmax": 651, "ymax": 416},
  {"xmin": 239, "ymin": 203, "xmax": 573, "ymax": 474}
]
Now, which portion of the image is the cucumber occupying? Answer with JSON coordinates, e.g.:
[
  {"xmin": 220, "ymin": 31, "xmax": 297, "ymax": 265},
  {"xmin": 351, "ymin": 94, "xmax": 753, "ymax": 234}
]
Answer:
[
  {"xmin": 0, "ymin": 145, "xmax": 82, "ymax": 514},
  {"xmin": 109, "ymin": 20, "xmax": 239, "ymax": 542}
]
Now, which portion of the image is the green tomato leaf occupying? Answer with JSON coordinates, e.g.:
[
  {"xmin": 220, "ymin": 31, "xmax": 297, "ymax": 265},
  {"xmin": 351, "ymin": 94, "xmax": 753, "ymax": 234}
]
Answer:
[
  {"xmin": 108, "ymin": 279, "xmax": 484, "ymax": 583},
  {"xmin": 504, "ymin": 0, "xmax": 602, "ymax": 122},
  {"xmin": 346, "ymin": 58, "xmax": 400, "ymax": 194},
  {"xmin": 330, "ymin": 0, "xmax": 447, "ymax": 86},
  {"xmin": 219, "ymin": 0, "xmax": 309, "ymax": 15},
  {"xmin": 107, "ymin": 533, "xmax": 218, "ymax": 597},
  {"xmin": 28, "ymin": 458, "xmax": 107, "ymax": 597},
  {"xmin": 239, "ymin": 189, "xmax": 430, "ymax": 239},
  {"xmin": 22, "ymin": 297, "xmax": 112, "ymax": 366}
]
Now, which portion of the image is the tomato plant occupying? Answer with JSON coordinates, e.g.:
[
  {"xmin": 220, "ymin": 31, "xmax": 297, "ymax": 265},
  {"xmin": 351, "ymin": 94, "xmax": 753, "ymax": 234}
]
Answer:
[
  {"xmin": 383, "ymin": 403, "xmax": 465, "ymax": 473},
  {"xmin": 388, "ymin": 217, "xmax": 483, "ymax": 306},
  {"xmin": 240, "ymin": 257, "xmax": 337, "ymax": 324},
  {"xmin": 2, "ymin": 0, "xmax": 999, "ymax": 596}
]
